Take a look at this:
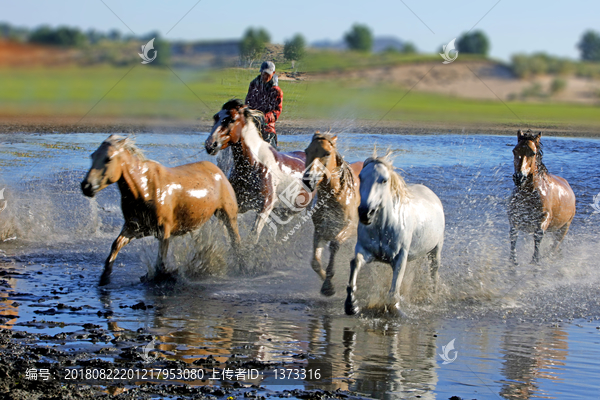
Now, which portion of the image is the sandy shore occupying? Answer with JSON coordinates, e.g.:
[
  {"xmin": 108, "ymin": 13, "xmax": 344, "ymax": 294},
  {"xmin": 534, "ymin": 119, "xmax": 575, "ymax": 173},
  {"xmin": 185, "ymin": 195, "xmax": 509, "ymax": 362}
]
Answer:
[{"xmin": 0, "ymin": 116, "xmax": 599, "ymax": 137}]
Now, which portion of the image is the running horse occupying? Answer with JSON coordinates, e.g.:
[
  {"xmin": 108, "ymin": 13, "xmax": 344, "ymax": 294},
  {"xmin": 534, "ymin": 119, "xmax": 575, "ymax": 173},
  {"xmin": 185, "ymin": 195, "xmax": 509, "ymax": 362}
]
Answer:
[
  {"xmin": 81, "ymin": 135, "xmax": 241, "ymax": 286},
  {"xmin": 508, "ymin": 130, "xmax": 576, "ymax": 265},
  {"xmin": 205, "ymin": 99, "xmax": 311, "ymax": 242},
  {"xmin": 302, "ymin": 132, "xmax": 363, "ymax": 296},
  {"xmin": 345, "ymin": 152, "xmax": 445, "ymax": 316}
]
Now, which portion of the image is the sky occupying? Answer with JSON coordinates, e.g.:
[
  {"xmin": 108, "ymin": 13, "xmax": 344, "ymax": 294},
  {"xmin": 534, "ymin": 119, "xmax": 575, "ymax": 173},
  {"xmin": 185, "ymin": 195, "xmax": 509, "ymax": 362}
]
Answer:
[{"xmin": 3, "ymin": 0, "xmax": 599, "ymax": 61}]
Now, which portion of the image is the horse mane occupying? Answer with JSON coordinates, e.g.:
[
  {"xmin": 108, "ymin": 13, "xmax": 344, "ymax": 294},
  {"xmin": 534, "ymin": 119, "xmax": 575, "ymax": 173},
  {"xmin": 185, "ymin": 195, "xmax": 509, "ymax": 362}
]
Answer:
[
  {"xmin": 363, "ymin": 150, "xmax": 410, "ymax": 203},
  {"xmin": 104, "ymin": 135, "xmax": 147, "ymax": 161},
  {"xmin": 313, "ymin": 132, "xmax": 355, "ymax": 188},
  {"xmin": 518, "ymin": 130, "xmax": 548, "ymax": 176},
  {"xmin": 222, "ymin": 98, "xmax": 266, "ymax": 138}
]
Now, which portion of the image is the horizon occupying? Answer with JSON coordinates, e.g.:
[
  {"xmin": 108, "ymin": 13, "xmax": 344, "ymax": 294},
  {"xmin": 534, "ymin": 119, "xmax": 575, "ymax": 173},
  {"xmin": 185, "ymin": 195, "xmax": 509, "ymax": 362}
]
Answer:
[{"xmin": 2, "ymin": 0, "xmax": 599, "ymax": 62}]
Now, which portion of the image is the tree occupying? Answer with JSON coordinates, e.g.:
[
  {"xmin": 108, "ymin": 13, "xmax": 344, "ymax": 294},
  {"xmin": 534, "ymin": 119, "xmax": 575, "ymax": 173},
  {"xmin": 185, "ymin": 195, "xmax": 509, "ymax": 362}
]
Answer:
[
  {"xmin": 284, "ymin": 34, "xmax": 306, "ymax": 69},
  {"xmin": 456, "ymin": 30, "xmax": 490, "ymax": 56},
  {"xmin": 29, "ymin": 25, "xmax": 87, "ymax": 47},
  {"xmin": 344, "ymin": 24, "xmax": 373, "ymax": 52},
  {"xmin": 240, "ymin": 27, "xmax": 271, "ymax": 68},
  {"xmin": 578, "ymin": 30, "xmax": 600, "ymax": 61},
  {"xmin": 402, "ymin": 42, "xmax": 417, "ymax": 54}
]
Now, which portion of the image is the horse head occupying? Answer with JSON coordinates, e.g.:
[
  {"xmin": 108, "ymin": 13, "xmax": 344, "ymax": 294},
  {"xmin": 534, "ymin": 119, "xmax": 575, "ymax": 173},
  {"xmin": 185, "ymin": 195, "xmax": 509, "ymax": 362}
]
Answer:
[
  {"xmin": 81, "ymin": 135, "xmax": 133, "ymax": 197},
  {"xmin": 302, "ymin": 132, "xmax": 339, "ymax": 191},
  {"xmin": 358, "ymin": 152, "xmax": 408, "ymax": 225},
  {"xmin": 513, "ymin": 130, "xmax": 542, "ymax": 187},
  {"xmin": 205, "ymin": 99, "xmax": 248, "ymax": 155}
]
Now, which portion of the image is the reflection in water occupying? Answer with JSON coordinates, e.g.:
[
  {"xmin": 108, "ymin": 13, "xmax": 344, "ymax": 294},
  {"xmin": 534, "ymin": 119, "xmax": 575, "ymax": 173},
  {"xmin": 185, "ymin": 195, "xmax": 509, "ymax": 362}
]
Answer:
[{"xmin": 499, "ymin": 324, "xmax": 567, "ymax": 400}]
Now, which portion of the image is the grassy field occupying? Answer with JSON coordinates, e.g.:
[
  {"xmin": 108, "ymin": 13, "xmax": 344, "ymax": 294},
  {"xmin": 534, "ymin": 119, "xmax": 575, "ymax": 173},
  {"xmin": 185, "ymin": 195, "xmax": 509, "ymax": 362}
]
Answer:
[{"xmin": 1, "ymin": 65, "xmax": 600, "ymax": 131}]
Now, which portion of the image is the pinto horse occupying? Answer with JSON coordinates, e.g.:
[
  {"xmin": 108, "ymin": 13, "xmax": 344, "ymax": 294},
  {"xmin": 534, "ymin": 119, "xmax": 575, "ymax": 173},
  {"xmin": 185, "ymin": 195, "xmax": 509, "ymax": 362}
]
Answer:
[
  {"xmin": 81, "ymin": 135, "xmax": 241, "ymax": 286},
  {"xmin": 302, "ymin": 132, "xmax": 363, "ymax": 296},
  {"xmin": 345, "ymin": 153, "xmax": 445, "ymax": 316},
  {"xmin": 508, "ymin": 130, "xmax": 576, "ymax": 265},
  {"xmin": 205, "ymin": 99, "xmax": 311, "ymax": 242}
]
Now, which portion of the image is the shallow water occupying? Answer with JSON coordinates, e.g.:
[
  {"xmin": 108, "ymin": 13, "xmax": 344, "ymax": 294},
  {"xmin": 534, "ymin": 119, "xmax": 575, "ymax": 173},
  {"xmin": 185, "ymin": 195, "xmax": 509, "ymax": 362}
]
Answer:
[{"xmin": 1, "ymin": 132, "xmax": 600, "ymax": 399}]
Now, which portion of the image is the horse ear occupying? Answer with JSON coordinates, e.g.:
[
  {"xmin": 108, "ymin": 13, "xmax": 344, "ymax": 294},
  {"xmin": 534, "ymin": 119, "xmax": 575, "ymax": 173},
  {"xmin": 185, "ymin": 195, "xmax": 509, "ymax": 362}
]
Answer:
[
  {"xmin": 330, "ymin": 135, "xmax": 338, "ymax": 146},
  {"xmin": 517, "ymin": 130, "xmax": 524, "ymax": 140}
]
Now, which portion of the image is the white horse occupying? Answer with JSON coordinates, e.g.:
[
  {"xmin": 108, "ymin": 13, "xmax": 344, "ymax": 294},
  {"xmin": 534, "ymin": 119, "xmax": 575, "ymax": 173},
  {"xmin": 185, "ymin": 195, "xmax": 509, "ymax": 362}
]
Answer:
[{"xmin": 345, "ymin": 154, "xmax": 445, "ymax": 315}]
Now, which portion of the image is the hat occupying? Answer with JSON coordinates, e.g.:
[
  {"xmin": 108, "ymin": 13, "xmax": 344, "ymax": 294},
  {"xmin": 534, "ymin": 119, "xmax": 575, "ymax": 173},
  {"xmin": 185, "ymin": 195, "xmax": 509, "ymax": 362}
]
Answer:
[{"xmin": 260, "ymin": 61, "xmax": 275, "ymax": 74}]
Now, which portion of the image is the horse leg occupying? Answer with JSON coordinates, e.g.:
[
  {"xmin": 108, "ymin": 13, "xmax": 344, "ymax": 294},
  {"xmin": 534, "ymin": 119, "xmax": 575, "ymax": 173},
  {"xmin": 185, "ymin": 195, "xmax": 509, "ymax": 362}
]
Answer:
[
  {"xmin": 311, "ymin": 234, "xmax": 326, "ymax": 281},
  {"xmin": 532, "ymin": 228, "xmax": 544, "ymax": 264},
  {"xmin": 321, "ymin": 240, "xmax": 339, "ymax": 297},
  {"xmin": 100, "ymin": 226, "xmax": 134, "ymax": 286},
  {"xmin": 345, "ymin": 251, "xmax": 369, "ymax": 315},
  {"xmin": 251, "ymin": 193, "xmax": 276, "ymax": 244},
  {"xmin": 216, "ymin": 208, "xmax": 244, "ymax": 271},
  {"xmin": 153, "ymin": 237, "xmax": 172, "ymax": 281},
  {"xmin": 388, "ymin": 248, "xmax": 409, "ymax": 312},
  {"xmin": 509, "ymin": 226, "xmax": 519, "ymax": 266},
  {"xmin": 428, "ymin": 242, "xmax": 442, "ymax": 293},
  {"xmin": 552, "ymin": 222, "xmax": 571, "ymax": 255}
]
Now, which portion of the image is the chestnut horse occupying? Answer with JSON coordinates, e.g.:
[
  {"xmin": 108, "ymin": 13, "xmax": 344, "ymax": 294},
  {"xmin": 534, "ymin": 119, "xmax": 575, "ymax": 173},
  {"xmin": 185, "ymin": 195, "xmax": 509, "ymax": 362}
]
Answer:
[
  {"xmin": 302, "ymin": 133, "xmax": 363, "ymax": 296},
  {"xmin": 205, "ymin": 99, "xmax": 311, "ymax": 242},
  {"xmin": 81, "ymin": 135, "xmax": 241, "ymax": 286},
  {"xmin": 508, "ymin": 130, "xmax": 576, "ymax": 265}
]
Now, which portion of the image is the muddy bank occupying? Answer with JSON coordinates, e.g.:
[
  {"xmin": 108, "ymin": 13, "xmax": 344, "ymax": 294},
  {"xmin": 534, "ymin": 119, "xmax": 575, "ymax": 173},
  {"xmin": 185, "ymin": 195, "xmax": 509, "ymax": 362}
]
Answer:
[
  {"xmin": 0, "ymin": 328, "xmax": 359, "ymax": 400},
  {"xmin": 0, "ymin": 116, "xmax": 599, "ymax": 137}
]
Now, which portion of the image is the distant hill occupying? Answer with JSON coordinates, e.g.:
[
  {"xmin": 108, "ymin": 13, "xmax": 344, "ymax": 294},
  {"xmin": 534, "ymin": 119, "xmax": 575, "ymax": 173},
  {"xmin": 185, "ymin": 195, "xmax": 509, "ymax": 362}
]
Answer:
[{"xmin": 311, "ymin": 36, "xmax": 405, "ymax": 53}]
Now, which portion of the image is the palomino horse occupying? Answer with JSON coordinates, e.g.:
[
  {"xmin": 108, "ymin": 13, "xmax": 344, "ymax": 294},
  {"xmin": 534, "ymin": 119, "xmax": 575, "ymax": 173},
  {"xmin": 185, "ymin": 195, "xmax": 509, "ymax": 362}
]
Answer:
[
  {"xmin": 345, "ymin": 153, "xmax": 445, "ymax": 316},
  {"xmin": 302, "ymin": 132, "xmax": 363, "ymax": 296},
  {"xmin": 81, "ymin": 135, "xmax": 241, "ymax": 286},
  {"xmin": 205, "ymin": 99, "xmax": 311, "ymax": 242},
  {"xmin": 508, "ymin": 130, "xmax": 576, "ymax": 265}
]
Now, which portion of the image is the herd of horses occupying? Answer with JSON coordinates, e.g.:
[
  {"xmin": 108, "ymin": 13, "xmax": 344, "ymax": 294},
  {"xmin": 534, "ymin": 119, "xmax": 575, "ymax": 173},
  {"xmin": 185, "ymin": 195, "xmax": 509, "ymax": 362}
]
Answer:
[{"xmin": 80, "ymin": 99, "xmax": 577, "ymax": 316}]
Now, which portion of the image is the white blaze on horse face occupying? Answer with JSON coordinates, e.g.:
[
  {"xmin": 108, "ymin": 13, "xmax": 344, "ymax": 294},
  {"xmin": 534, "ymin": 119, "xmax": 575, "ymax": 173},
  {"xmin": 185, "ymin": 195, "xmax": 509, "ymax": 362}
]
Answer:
[
  {"xmin": 189, "ymin": 189, "xmax": 208, "ymax": 198},
  {"xmin": 209, "ymin": 110, "xmax": 231, "ymax": 149}
]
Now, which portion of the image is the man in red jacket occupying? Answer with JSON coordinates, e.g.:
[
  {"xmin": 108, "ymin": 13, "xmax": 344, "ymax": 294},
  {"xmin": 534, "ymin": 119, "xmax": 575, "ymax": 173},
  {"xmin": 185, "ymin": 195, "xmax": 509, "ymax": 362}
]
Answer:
[{"xmin": 245, "ymin": 61, "xmax": 283, "ymax": 147}]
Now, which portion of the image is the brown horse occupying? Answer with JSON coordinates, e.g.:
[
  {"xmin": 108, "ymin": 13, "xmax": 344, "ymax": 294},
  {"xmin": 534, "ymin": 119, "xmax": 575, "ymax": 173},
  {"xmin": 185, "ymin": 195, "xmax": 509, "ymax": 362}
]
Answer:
[
  {"xmin": 302, "ymin": 133, "xmax": 363, "ymax": 296},
  {"xmin": 508, "ymin": 130, "xmax": 576, "ymax": 265},
  {"xmin": 81, "ymin": 135, "xmax": 241, "ymax": 286},
  {"xmin": 205, "ymin": 99, "xmax": 311, "ymax": 242}
]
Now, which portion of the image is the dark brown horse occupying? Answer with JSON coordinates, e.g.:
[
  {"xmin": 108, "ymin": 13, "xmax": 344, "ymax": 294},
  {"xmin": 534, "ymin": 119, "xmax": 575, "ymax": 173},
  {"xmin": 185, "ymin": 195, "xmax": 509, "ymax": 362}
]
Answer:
[
  {"xmin": 81, "ymin": 135, "xmax": 241, "ymax": 286},
  {"xmin": 508, "ymin": 130, "xmax": 576, "ymax": 265},
  {"xmin": 205, "ymin": 99, "xmax": 311, "ymax": 242},
  {"xmin": 302, "ymin": 133, "xmax": 363, "ymax": 296}
]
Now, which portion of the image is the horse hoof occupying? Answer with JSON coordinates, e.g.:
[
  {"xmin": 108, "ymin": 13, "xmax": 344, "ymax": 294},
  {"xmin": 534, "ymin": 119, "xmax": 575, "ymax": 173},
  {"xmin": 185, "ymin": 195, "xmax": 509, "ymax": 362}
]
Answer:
[
  {"xmin": 344, "ymin": 299, "xmax": 359, "ymax": 316},
  {"xmin": 320, "ymin": 281, "xmax": 335, "ymax": 297},
  {"xmin": 99, "ymin": 274, "xmax": 111, "ymax": 286}
]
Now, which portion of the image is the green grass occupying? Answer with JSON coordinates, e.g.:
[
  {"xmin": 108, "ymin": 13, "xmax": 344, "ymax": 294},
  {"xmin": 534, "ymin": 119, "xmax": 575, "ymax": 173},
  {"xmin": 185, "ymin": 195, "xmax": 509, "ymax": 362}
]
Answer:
[
  {"xmin": 1, "ymin": 65, "xmax": 600, "ymax": 130},
  {"xmin": 300, "ymin": 50, "xmax": 489, "ymax": 73}
]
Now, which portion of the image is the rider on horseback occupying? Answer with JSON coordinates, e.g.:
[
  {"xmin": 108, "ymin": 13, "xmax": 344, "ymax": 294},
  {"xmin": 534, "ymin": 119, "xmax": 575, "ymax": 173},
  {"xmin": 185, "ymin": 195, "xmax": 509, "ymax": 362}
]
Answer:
[{"xmin": 245, "ymin": 61, "xmax": 283, "ymax": 148}]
